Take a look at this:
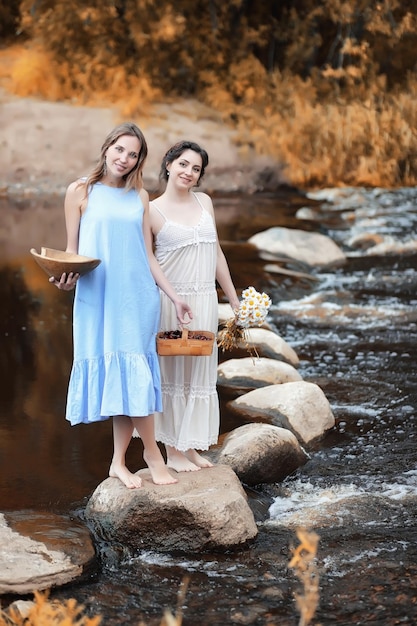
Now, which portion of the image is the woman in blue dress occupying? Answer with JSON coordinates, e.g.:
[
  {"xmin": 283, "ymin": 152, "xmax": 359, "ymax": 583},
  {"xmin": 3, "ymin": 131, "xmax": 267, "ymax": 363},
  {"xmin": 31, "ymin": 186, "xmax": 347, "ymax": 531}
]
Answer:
[{"xmin": 50, "ymin": 122, "xmax": 192, "ymax": 488}]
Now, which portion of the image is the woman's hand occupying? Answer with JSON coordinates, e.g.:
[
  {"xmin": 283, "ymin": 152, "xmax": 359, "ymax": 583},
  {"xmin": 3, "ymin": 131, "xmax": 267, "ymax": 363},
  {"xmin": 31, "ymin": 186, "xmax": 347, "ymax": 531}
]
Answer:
[
  {"xmin": 231, "ymin": 298, "xmax": 240, "ymax": 314},
  {"xmin": 49, "ymin": 272, "xmax": 80, "ymax": 291},
  {"xmin": 175, "ymin": 300, "xmax": 193, "ymax": 326}
]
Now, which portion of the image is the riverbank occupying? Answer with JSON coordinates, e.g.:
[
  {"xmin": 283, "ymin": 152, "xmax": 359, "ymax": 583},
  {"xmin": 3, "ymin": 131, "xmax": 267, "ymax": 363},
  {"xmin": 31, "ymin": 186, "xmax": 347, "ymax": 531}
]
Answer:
[{"xmin": 0, "ymin": 88, "xmax": 285, "ymax": 197}]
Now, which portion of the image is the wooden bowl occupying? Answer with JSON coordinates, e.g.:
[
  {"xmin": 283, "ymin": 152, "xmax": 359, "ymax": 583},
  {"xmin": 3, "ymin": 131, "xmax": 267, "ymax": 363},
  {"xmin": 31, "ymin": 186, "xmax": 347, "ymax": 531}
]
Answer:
[{"xmin": 30, "ymin": 247, "xmax": 101, "ymax": 279}]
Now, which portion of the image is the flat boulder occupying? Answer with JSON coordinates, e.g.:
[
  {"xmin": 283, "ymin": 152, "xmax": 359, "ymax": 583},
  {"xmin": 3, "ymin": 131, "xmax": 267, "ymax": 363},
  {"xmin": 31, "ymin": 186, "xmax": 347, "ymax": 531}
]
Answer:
[
  {"xmin": 0, "ymin": 511, "xmax": 96, "ymax": 595},
  {"xmin": 219, "ymin": 327, "xmax": 299, "ymax": 366},
  {"xmin": 84, "ymin": 464, "xmax": 257, "ymax": 554},
  {"xmin": 216, "ymin": 423, "xmax": 309, "ymax": 486},
  {"xmin": 248, "ymin": 226, "xmax": 346, "ymax": 268},
  {"xmin": 218, "ymin": 302, "xmax": 235, "ymax": 325},
  {"xmin": 229, "ymin": 381, "xmax": 335, "ymax": 446},
  {"xmin": 218, "ymin": 357, "xmax": 302, "ymax": 392}
]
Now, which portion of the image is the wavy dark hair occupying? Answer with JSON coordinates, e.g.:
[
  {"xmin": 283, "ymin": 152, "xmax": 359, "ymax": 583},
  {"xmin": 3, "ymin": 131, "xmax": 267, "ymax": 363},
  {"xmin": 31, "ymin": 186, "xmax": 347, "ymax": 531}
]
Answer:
[
  {"xmin": 159, "ymin": 140, "xmax": 209, "ymax": 186},
  {"xmin": 83, "ymin": 122, "xmax": 148, "ymax": 194}
]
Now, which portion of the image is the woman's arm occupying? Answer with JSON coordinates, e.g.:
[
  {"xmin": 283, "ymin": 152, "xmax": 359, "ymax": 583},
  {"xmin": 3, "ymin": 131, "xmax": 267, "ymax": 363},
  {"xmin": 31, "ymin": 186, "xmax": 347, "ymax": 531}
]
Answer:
[
  {"xmin": 49, "ymin": 180, "xmax": 85, "ymax": 290},
  {"xmin": 197, "ymin": 192, "xmax": 240, "ymax": 311},
  {"xmin": 64, "ymin": 180, "xmax": 85, "ymax": 253},
  {"xmin": 215, "ymin": 243, "xmax": 240, "ymax": 312},
  {"xmin": 141, "ymin": 189, "xmax": 193, "ymax": 325}
]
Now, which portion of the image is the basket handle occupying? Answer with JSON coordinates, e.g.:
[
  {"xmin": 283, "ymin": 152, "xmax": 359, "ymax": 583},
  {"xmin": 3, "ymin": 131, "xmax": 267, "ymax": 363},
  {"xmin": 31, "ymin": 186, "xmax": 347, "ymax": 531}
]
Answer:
[{"xmin": 181, "ymin": 328, "xmax": 189, "ymax": 344}]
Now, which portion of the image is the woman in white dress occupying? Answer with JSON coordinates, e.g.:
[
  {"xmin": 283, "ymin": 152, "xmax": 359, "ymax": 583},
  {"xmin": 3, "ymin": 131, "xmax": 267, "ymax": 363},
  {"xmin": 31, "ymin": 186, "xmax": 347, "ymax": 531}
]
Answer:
[{"xmin": 150, "ymin": 141, "xmax": 240, "ymax": 472}]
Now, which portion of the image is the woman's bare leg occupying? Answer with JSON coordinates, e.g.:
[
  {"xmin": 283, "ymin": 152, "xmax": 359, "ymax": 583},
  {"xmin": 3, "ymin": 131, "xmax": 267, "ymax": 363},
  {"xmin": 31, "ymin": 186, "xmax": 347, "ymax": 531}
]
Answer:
[
  {"xmin": 133, "ymin": 416, "xmax": 178, "ymax": 485},
  {"xmin": 165, "ymin": 445, "xmax": 201, "ymax": 473},
  {"xmin": 109, "ymin": 415, "xmax": 143, "ymax": 489}
]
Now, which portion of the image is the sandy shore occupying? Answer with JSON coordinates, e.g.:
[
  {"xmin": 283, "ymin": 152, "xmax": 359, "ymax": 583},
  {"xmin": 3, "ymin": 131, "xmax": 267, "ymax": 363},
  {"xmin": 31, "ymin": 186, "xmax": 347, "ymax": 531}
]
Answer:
[{"xmin": 0, "ymin": 89, "xmax": 281, "ymax": 196}]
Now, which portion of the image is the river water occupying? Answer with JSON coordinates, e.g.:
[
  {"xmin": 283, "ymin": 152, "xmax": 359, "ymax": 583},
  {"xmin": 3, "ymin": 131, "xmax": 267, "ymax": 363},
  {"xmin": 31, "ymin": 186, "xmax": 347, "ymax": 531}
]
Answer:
[{"xmin": 1, "ymin": 186, "xmax": 416, "ymax": 625}]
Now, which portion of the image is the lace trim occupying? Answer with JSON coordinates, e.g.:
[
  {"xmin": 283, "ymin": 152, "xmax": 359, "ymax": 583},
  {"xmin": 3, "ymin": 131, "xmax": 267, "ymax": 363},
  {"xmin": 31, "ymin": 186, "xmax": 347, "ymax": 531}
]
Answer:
[
  {"xmin": 156, "ymin": 236, "xmax": 217, "ymax": 254},
  {"xmin": 167, "ymin": 281, "xmax": 216, "ymax": 295},
  {"xmin": 161, "ymin": 382, "xmax": 217, "ymax": 397},
  {"xmin": 154, "ymin": 432, "xmax": 218, "ymax": 452}
]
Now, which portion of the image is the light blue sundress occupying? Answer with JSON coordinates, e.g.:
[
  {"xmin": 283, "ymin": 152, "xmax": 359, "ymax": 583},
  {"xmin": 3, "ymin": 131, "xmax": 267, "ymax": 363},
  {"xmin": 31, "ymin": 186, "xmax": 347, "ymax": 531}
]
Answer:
[{"xmin": 66, "ymin": 183, "xmax": 162, "ymax": 425}]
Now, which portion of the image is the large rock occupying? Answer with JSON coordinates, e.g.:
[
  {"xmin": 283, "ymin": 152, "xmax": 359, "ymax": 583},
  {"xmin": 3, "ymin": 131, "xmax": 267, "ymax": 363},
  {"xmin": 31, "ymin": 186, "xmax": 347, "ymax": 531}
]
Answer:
[
  {"xmin": 218, "ymin": 357, "xmax": 302, "ymax": 392},
  {"xmin": 0, "ymin": 512, "xmax": 96, "ymax": 595},
  {"xmin": 216, "ymin": 423, "xmax": 309, "ymax": 486},
  {"xmin": 218, "ymin": 302, "xmax": 236, "ymax": 326},
  {"xmin": 219, "ymin": 327, "xmax": 299, "ymax": 366},
  {"xmin": 228, "ymin": 381, "xmax": 335, "ymax": 446},
  {"xmin": 84, "ymin": 465, "xmax": 258, "ymax": 553},
  {"xmin": 248, "ymin": 226, "xmax": 346, "ymax": 268}
]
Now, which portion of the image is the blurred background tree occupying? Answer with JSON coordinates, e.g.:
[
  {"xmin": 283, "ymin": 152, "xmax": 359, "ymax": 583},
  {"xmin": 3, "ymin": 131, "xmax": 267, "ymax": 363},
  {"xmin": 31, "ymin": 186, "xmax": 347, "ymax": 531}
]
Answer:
[
  {"xmin": 0, "ymin": 0, "xmax": 20, "ymax": 40},
  {"xmin": 1, "ymin": 0, "xmax": 416, "ymax": 187}
]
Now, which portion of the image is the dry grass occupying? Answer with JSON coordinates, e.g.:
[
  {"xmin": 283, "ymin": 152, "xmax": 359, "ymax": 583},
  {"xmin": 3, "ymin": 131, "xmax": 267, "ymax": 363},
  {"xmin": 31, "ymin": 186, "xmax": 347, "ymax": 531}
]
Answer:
[
  {"xmin": 0, "ymin": 591, "xmax": 101, "ymax": 625},
  {"xmin": 0, "ymin": 579, "xmax": 189, "ymax": 626},
  {"xmin": 212, "ymin": 60, "xmax": 417, "ymax": 189},
  {"xmin": 1, "ymin": 45, "xmax": 162, "ymax": 109},
  {"xmin": 289, "ymin": 528, "xmax": 321, "ymax": 626},
  {"xmin": 1, "ymin": 0, "xmax": 416, "ymax": 188},
  {"xmin": 0, "ymin": 42, "xmax": 415, "ymax": 189}
]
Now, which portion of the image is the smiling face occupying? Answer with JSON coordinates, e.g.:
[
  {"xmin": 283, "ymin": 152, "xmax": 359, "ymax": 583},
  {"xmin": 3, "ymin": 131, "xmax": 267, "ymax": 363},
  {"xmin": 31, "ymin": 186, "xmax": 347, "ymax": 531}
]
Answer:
[
  {"xmin": 167, "ymin": 149, "xmax": 203, "ymax": 190},
  {"xmin": 105, "ymin": 134, "xmax": 141, "ymax": 181}
]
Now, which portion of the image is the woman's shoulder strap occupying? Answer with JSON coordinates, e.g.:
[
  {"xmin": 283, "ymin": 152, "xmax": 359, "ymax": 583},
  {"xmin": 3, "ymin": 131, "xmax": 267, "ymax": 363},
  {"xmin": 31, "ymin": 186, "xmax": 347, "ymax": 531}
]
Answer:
[
  {"xmin": 192, "ymin": 191, "xmax": 206, "ymax": 210},
  {"xmin": 150, "ymin": 200, "xmax": 168, "ymax": 221},
  {"xmin": 192, "ymin": 191, "xmax": 214, "ymax": 218}
]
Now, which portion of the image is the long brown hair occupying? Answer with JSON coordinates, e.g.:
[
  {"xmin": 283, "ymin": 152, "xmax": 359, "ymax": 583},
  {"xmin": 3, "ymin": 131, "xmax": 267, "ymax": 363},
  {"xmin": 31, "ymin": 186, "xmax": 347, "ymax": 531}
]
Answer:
[{"xmin": 84, "ymin": 122, "xmax": 148, "ymax": 194}]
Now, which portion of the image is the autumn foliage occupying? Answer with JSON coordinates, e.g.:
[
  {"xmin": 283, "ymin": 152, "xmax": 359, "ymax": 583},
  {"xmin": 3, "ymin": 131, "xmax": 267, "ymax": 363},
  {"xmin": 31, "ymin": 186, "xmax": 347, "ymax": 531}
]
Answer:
[
  {"xmin": 0, "ymin": 591, "xmax": 101, "ymax": 625},
  {"xmin": 1, "ymin": 0, "xmax": 416, "ymax": 188}
]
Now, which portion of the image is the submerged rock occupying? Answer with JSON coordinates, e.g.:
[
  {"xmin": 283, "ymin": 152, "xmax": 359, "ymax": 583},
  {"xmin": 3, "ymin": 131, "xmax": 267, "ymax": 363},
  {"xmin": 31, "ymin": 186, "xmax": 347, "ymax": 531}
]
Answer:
[
  {"xmin": 84, "ymin": 464, "xmax": 258, "ymax": 554},
  {"xmin": 0, "ymin": 511, "xmax": 96, "ymax": 595}
]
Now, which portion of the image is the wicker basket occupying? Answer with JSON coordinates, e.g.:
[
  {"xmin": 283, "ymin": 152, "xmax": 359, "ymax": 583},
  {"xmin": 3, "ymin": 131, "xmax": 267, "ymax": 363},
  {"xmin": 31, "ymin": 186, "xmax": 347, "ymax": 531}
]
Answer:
[{"xmin": 156, "ymin": 328, "xmax": 215, "ymax": 356}]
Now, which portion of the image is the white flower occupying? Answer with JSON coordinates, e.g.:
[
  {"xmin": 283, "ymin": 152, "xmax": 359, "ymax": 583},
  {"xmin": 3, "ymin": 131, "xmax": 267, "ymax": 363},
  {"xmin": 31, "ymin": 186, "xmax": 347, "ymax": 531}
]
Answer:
[
  {"xmin": 218, "ymin": 286, "xmax": 272, "ymax": 357},
  {"xmin": 236, "ymin": 286, "xmax": 271, "ymax": 328}
]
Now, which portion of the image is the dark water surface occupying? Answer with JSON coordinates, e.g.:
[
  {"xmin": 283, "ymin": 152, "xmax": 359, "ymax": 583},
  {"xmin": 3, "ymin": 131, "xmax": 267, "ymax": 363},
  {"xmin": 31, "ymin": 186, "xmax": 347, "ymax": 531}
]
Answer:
[{"xmin": 1, "ymin": 186, "xmax": 416, "ymax": 624}]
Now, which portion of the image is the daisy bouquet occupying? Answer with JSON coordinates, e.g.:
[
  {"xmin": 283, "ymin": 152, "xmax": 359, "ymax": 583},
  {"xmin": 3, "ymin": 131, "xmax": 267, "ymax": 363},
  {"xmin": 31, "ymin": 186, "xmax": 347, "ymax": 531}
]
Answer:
[{"xmin": 218, "ymin": 286, "xmax": 272, "ymax": 355}]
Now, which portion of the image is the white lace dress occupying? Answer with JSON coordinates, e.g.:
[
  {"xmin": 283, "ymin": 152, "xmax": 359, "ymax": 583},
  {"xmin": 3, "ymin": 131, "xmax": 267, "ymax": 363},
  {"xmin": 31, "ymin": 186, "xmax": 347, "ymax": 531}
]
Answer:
[{"xmin": 152, "ymin": 193, "xmax": 219, "ymax": 451}]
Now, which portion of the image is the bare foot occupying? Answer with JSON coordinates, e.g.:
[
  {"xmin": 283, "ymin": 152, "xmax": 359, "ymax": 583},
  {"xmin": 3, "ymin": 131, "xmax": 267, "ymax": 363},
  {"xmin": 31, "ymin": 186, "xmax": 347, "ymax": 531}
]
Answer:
[
  {"xmin": 144, "ymin": 451, "xmax": 178, "ymax": 485},
  {"xmin": 167, "ymin": 450, "xmax": 201, "ymax": 473},
  {"xmin": 185, "ymin": 449, "xmax": 214, "ymax": 469},
  {"xmin": 109, "ymin": 463, "xmax": 143, "ymax": 489}
]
